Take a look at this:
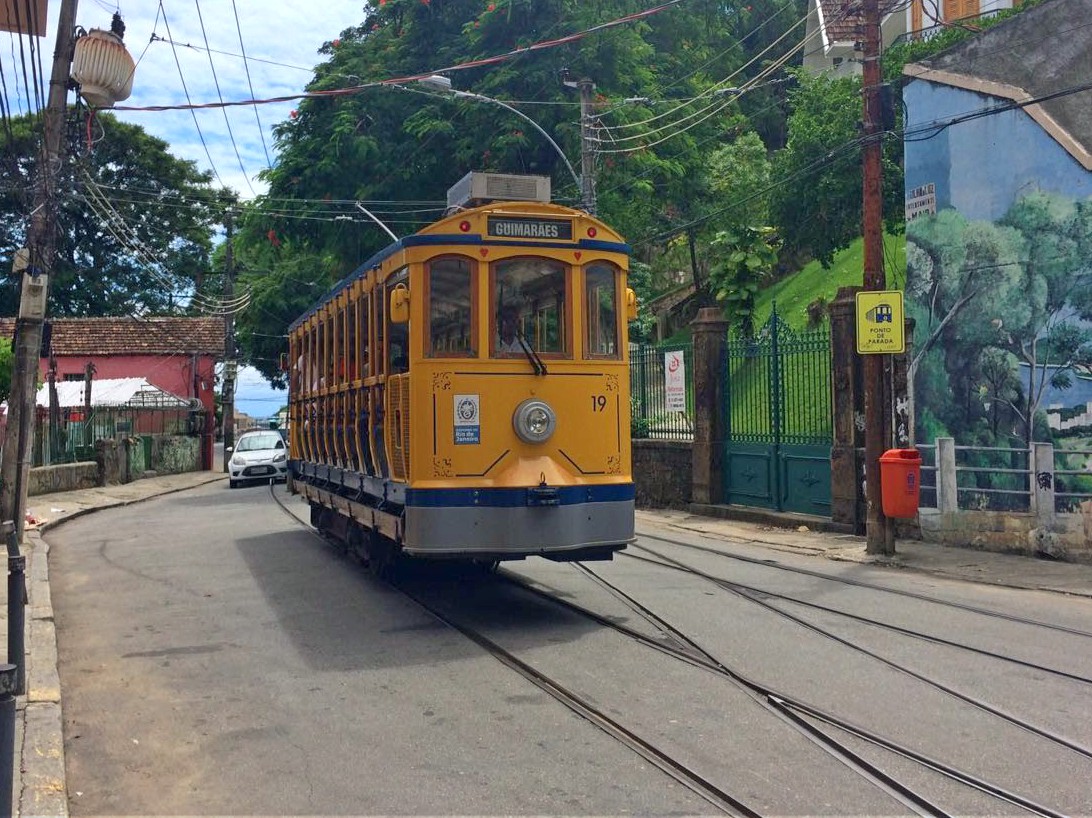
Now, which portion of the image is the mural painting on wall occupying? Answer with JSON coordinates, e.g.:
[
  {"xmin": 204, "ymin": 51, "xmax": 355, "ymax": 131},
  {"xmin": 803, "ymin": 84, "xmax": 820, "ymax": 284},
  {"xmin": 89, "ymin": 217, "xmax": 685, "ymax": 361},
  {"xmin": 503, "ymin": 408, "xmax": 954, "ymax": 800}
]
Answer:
[{"xmin": 905, "ymin": 191, "xmax": 1092, "ymax": 510}]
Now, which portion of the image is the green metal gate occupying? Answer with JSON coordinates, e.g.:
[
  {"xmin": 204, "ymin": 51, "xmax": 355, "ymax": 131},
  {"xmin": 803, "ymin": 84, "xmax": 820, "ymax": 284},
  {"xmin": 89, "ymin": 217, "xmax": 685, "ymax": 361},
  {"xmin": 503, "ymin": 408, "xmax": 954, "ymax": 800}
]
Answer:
[{"xmin": 723, "ymin": 308, "xmax": 832, "ymax": 516}]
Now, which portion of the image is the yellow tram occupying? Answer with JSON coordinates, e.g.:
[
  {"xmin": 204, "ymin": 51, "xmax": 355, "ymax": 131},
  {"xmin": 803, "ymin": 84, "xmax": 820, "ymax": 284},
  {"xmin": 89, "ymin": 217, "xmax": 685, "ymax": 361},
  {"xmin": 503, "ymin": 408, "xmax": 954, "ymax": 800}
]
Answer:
[{"xmin": 287, "ymin": 173, "xmax": 636, "ymax": 567}]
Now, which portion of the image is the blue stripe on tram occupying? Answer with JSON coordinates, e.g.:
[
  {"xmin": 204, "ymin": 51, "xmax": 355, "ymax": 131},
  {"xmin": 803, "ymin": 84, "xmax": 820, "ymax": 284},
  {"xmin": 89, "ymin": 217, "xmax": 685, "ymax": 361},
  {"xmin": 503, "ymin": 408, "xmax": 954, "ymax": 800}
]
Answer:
[{"xmin": 405, "ymin": 484, "xmax": 635, "ymax": 508}]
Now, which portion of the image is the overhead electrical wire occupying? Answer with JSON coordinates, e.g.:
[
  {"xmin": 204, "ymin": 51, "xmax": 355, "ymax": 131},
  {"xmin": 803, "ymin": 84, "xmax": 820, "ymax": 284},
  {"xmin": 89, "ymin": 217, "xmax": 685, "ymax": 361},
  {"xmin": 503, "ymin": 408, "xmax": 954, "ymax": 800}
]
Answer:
[
  {"xmin": 79, "ymin": 171, "xmax": 252, "ymax": 316},
  {"xmin": 230, "ymin": 0, "xmax": 271, "ymax": 169},
  {"xmin": 114, "ymin": 0, "xmax": 692, "ymax": 113},
  {"xmin": 192, "ymin": 0, "xmax": 256, "ymax": 196},
  {"xmin": 156, "ymin": 0, "xmax": 226, "ymax": 189}
]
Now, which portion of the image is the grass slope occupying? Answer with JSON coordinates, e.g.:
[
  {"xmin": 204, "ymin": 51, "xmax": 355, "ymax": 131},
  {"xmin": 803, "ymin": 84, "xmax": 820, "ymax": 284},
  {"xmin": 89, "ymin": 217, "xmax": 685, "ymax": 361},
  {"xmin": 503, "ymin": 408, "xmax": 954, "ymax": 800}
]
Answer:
[{"xmin": 753, "ymin": 233, "xmax": 906, "ymax": 331}]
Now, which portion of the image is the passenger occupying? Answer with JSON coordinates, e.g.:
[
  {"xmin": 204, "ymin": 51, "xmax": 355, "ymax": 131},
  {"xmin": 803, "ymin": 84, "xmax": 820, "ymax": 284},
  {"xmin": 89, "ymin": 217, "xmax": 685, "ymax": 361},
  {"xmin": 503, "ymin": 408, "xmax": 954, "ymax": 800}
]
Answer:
[{"xmin": 497, "ymin": 308, "xmax": 524, "ymax": 353}]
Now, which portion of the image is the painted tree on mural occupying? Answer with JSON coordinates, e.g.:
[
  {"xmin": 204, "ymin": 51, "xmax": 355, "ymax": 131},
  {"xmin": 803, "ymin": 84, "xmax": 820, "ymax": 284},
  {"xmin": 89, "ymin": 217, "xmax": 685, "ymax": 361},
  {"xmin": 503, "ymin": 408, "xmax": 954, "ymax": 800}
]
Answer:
[{"xmin": 908, "ymin": 192, "xmax": 1092, "ymax": 448}]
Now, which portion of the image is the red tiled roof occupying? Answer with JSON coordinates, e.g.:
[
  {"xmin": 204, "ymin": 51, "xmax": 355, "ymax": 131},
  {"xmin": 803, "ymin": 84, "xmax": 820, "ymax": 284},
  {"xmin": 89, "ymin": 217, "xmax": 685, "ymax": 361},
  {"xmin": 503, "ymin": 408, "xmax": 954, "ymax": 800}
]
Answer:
[
  {"xmin": 819, "ymin": 0, "xmax": 862, "ymax": 44},
  {"xmin": 0, "ymin": 316, "xmax": 226, "ymax": 357}
]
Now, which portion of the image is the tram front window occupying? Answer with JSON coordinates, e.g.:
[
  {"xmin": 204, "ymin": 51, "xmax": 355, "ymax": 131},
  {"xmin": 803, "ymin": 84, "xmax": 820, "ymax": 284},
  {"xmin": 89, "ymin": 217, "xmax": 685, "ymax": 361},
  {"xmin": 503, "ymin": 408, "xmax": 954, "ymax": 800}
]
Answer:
[{"xmin": 492, "ymin": 258, "xmax": 567, "ymax": 356}]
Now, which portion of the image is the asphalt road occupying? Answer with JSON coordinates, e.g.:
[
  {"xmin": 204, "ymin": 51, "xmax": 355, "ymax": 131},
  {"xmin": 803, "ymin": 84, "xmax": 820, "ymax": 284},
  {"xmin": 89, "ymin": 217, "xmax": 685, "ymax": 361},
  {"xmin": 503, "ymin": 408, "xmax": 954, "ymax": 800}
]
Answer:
[{"xmin": 46, "ymin": 480, "xmax": 1092, "ymax": 815}]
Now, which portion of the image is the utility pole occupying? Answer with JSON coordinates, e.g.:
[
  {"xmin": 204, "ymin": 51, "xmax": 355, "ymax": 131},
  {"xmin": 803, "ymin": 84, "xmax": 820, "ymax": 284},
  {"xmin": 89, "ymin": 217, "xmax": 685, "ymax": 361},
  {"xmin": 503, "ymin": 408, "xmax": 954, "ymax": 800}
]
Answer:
[
  {"xmin": 82, "ymin": 361, "xmax": 94, "ymax": 448},
  {"xmin": 861, "ymin": 0, "xmax": 893, "ymax": 555},
  {"xmin": 577, "ymin": 77, "xmax": 597, "ymax": 215},
  {"xmin": 222, "ymin": 210, "xmax": 236, "ymax": 472},
  {"xmin": 0, "ymin": 0, "xmax": 79, "ymax": 543}
]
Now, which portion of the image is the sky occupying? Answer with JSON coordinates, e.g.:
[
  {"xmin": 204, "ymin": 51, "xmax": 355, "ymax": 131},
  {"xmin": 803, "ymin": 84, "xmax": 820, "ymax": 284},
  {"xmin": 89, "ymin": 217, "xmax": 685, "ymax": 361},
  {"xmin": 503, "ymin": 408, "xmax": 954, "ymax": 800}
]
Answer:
[{"xmin": 3, "ymin": 0, "xmax": 372, "ymax": 420}]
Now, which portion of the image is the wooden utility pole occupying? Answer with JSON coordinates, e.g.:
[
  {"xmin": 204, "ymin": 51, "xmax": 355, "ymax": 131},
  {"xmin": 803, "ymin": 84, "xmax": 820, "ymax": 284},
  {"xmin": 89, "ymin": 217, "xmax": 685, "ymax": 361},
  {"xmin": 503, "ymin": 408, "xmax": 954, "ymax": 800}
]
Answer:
[
  {"xmin": 0, "ymin": 0, "xmax": 79, "ymax": 542},
  {"xmin": 861, "ymin": 0, "xmax": 893, "ymax": 555},
  {"xmin": 578, "ymin": 77, "xmax": 597, "ymax": 215},
  {"xmin": 222, "ymin": 210, "xmax": 236, "ymax": 471}
]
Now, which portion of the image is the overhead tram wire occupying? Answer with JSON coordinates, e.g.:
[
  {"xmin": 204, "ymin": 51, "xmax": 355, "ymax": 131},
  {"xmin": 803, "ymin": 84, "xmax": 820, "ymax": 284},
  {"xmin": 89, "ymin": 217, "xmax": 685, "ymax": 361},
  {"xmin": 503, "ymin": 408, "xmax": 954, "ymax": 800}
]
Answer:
[
  {"xmin": 157, "ymin": 0, "xmax": 226, "ymax": 189},
  {"xmin": 193, "ymin": 0, "xmax": 256, "ymax": 196},
  {"xmin": 230, "ymin": 0, "xmax": 271, "ymax": 168}
]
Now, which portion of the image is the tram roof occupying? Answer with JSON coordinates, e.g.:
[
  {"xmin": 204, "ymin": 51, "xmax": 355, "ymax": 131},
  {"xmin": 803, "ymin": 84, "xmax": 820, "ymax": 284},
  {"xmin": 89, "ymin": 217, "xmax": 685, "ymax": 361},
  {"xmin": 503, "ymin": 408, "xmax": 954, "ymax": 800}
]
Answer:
[{"xmin": 289, "ymin": 202, "xmax": 628, "ymax": 333}]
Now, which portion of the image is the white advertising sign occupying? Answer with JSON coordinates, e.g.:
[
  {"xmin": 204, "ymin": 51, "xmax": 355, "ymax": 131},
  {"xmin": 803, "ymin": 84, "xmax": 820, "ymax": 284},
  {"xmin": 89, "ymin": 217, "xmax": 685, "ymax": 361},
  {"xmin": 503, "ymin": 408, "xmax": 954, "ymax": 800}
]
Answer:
[{"xmin": 665, "ymin": 351, "xmax": 686, "ymax": 412}]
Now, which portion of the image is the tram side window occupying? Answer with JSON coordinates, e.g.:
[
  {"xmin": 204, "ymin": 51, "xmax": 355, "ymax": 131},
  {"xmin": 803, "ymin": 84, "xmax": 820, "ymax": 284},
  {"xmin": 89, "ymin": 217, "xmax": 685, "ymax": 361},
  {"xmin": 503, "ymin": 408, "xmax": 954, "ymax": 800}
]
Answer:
[
  {"xmin": 428, "ymin": 257, "xmax": 475, "ymax": 357},
  {"xmin": 359, "ymin": 293, "xmax": 371, "ymax": 378},
  {"xmin": 492, "ymin": 258, "xmax": 567, "ymax": 356},
  {"xmin": 346, "ymin": 300, "xmax": 358, "ymax": 380},
  {"xmin": 387, "ymin": 270, "xmax": 410, "ymax": 374},
  {"xmin": 585, "ymin": 264, "xmax": 619, "ymax": 358}
]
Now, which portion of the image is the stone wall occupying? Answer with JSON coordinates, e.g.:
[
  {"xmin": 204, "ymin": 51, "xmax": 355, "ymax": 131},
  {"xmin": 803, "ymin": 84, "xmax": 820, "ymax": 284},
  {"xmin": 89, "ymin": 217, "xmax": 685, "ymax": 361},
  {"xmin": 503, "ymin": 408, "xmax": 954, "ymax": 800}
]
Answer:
[
  {"xmin": 919, "ymin": 508, "xmax": 1092, "ymax": 564},
  {"xmin": 633, "ymin": 439, "xmax": 692, "ymax": 509},
  {"xmin": 26, "ymin": 462, "xmax": 99, "ymax": 496},
  {"xmin": 150, "ymin": 435, "xmax": 200, "ymax": 474}
]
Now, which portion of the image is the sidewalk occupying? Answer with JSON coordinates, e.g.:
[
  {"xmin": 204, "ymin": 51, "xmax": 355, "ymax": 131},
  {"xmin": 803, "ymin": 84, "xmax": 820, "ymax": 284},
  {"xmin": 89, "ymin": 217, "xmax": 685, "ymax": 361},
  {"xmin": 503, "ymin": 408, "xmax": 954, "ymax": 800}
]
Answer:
[{"xmin": 6, "ymin": 475, "xmax": 1092, "ymax": 815}]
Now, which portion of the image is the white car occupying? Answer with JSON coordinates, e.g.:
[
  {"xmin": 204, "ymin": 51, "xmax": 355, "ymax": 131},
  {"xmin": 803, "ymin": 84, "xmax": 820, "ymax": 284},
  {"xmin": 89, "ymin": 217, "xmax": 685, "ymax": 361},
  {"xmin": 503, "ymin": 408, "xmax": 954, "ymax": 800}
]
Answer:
[{"xmin": 228, "ymin": 430, "xmax": 288, "ymax": 488}]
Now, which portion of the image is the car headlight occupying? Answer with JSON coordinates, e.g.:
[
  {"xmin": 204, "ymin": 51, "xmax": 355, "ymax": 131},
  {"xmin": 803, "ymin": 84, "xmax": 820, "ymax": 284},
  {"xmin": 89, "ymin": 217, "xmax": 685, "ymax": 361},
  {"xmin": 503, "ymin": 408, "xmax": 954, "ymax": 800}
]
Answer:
[
  {"xmin": 513, "ymin": 399, "xmax": 556, "ymax": 444},
  {"xmin": 274, "ymin": 453, "xmax": 286, "ymax": 463},
  {"xmin": 231, "ymin": 455, "xmax": 245, "ymax": 467}
]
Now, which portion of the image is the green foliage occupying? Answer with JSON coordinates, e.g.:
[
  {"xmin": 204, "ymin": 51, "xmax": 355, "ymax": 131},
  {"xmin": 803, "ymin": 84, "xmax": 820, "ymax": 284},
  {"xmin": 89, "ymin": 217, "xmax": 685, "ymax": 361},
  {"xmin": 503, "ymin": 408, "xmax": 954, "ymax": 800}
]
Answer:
[
  {"xmin": 0, "ymin": 113, "xmax": 225, "ymax": 317},
  {"xmin": 708, "ymin": 225, "xmax": 780, "ymax": 336},
  {"xmin": 753, "ymin": 232, "xmax": 905, "ymax": 330},
  {"xmin": 0, "ymin": 338, "xmax": 12, "ymax": 404},
  {"xmin": 626, "ymin": 260, "xmax": 657, "ymax": 343},
  {"xmin": 232, "ymin": 0, "xmax": 807, "ymax": 368},
  {"xmin": 770, "ymin": 68, "xmax": 904, "ymax": 268},
  {"xmin": 882, "ymin": 0, "xmax": 1048, "ymax": 81}
]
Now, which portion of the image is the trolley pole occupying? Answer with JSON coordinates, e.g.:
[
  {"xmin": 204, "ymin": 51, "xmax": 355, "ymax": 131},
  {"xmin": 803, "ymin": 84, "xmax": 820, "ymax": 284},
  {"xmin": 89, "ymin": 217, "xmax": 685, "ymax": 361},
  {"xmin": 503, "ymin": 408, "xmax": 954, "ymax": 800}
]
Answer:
[
  {"xmin": 861, "ymin": 0, "xmax": 893, "ymax": 555},
  {"xmin": 222, "ymin": 210, "xmax": 236, "ymax": 471},
  {"xmin": 578, "ymin": 78, "xmax": 597, "ymax": 215}
]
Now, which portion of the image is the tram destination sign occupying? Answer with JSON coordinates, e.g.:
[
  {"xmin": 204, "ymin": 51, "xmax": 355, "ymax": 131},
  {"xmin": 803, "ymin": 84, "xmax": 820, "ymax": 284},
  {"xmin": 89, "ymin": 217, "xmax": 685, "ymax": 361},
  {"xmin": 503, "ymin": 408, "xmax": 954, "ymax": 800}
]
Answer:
[{"xmin": 487, "ymin": 216, "xmax": 573, "ymax": 241}]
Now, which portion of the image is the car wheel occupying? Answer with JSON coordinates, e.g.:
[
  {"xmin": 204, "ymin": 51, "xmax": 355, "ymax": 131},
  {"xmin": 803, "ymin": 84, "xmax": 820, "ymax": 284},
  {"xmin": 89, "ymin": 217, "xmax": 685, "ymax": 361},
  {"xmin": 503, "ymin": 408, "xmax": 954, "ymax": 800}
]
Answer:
[{"xmin": 229, "ymin": 479, "xmax": 239, "ymax": 489}]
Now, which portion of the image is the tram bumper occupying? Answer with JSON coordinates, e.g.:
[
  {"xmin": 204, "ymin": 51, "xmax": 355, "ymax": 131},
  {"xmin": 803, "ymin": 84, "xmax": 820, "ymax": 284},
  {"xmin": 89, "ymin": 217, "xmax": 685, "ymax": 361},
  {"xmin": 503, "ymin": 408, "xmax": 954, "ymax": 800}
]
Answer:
[{"xmin": 402, "ymin": 484, "xmax": 635, "ymax": 557}]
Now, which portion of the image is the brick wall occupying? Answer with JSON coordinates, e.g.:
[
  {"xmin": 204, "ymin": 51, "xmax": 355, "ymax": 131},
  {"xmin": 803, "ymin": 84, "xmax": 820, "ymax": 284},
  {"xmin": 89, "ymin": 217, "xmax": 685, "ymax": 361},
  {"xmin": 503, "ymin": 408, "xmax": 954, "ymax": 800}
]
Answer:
[{"xmin": 633, "ymin": 439, "xmax": 692, "ymax": 509}]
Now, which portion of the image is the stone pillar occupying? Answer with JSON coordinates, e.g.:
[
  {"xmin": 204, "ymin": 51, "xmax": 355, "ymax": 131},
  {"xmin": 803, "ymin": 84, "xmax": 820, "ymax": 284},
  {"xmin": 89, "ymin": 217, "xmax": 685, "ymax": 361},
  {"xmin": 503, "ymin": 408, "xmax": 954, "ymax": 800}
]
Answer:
[
  {"xmin": 1032, "ymin": 442, "xmax": 1055, "ymax": 525},
  {"xmin": 830, "ymin": 287, "xmax": 864, "ymax": 532},
  {"xmin": 691, "ymin": 307, "xmax": 730, "ymax": 505},
  {"xmin": 936, "ymin": 437, "xmax": 957, "ymax": 514}
]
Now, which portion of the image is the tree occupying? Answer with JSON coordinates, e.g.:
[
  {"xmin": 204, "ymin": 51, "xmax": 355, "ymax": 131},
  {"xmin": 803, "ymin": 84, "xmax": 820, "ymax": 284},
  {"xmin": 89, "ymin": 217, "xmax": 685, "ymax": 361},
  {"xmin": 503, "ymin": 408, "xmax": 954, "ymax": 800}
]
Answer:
[
  {"xmin": 0, "ymin": 338, "xmax": 12, "ymax": 403},
  {"xmin": 233, "ymin": 0, "xmax": 801, "ymax": 365},
  {"xmin": 770, "ymin": 68, "xmax": 903, "ymax": 269},
  {"xmin": 708, "ymin": 224, "xmax": 779, "ymax": 336},
  {"xmin": 0, "ymin": 112, "xmax": 226, "ymax": 317}
]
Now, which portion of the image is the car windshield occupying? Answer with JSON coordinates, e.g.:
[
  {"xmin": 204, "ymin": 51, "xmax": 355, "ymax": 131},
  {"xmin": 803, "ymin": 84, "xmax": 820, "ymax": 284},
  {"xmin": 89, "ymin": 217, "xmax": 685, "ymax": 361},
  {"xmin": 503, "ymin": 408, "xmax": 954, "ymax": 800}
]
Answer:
[{"xmin": 236, "ymin": 433, "xmax": 284, "ymax": 452}]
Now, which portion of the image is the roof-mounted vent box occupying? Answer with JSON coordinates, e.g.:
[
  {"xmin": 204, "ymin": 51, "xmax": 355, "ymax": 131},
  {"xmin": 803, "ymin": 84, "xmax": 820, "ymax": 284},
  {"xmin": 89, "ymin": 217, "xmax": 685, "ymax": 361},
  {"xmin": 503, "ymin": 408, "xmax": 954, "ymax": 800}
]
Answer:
[{"xmin": 447, "ymin": 172, "xmax": 551, "ymax": 209}]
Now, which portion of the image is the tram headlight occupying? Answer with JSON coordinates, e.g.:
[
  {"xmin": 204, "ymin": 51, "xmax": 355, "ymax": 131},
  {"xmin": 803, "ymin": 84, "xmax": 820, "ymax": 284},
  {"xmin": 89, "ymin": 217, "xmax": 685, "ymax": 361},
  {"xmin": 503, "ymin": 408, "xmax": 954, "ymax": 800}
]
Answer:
[{"xmin": 513, "ymin": 399, "xmax": 557, "ymax": 444}]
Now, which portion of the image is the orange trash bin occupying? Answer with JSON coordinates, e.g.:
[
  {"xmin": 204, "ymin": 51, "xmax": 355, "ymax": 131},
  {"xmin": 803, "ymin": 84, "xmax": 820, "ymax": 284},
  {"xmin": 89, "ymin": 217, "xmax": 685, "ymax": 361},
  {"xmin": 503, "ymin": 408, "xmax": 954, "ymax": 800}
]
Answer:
[{"xmin": 879, "ymin": 448, "xmax": 921, "ymax": 519}]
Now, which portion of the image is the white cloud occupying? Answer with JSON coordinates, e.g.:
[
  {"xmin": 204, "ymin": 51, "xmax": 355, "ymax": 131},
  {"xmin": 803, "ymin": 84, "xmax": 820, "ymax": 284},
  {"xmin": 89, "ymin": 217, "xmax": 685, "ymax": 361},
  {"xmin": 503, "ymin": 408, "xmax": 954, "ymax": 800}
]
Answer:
[
  {"xmin": 3, "ymin": 0, "xmax": 369, "ymax": 197},
  {"xmin": 3, "ymin": 2, "xmax": 368, "ymax": 402}
]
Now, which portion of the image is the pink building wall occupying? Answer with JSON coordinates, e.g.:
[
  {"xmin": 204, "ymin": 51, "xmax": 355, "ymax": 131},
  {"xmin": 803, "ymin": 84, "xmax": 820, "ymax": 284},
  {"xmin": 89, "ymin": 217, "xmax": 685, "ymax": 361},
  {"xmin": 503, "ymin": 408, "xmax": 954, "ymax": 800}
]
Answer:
[{"xmin": 39, "ymin": 353, "xmax": 218, "ymax": 468}]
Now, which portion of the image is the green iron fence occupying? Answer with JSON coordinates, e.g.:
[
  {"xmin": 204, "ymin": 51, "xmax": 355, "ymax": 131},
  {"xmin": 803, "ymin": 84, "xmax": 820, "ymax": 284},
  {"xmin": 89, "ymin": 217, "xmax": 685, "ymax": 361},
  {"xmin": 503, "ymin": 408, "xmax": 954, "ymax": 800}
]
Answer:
[
  {"xmin": 35, "ymin": 406, "xmax": 197, "ymax": 467},
  {"xmin": 629, "ymin": 342, "xmax": 694, "ymax": 440},
  {"xmin": 723, "ymin": 308, "xmax": 833, "ymax": 515}
]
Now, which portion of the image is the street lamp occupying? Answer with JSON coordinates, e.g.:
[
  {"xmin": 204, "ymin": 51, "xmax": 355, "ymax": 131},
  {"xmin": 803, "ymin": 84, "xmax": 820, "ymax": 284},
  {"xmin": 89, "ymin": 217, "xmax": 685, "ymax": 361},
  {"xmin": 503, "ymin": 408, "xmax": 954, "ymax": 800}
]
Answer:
[{"xmin": 413, "ymin": 75, "xmax": 589, "ymax": 212}]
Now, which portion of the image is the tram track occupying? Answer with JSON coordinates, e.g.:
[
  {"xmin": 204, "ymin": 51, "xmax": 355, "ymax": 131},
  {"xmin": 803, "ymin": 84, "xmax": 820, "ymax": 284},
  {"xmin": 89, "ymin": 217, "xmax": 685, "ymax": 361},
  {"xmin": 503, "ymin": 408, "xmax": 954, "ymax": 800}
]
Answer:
[
  {"xmin": 270, "ymin": 485, "xmax": 1076, "ymax": 817},
  {"xmin": 269, "ymin": 485, "xmax": 760, "ymax": 816},
  {"xmin": 624, "ymin": 542, "xmax": 1092, "ymax": 762},
  {"xmin": 625, "ymin": 549, "xmax": 1092, "ymax": 688},
  {"xmin": 638, "ymin": 530, "xmax": 1092, "ymax": 639},
  {"xmin": 500, "ymin": 565, "xmax": 1068, "ymax": 818}
]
